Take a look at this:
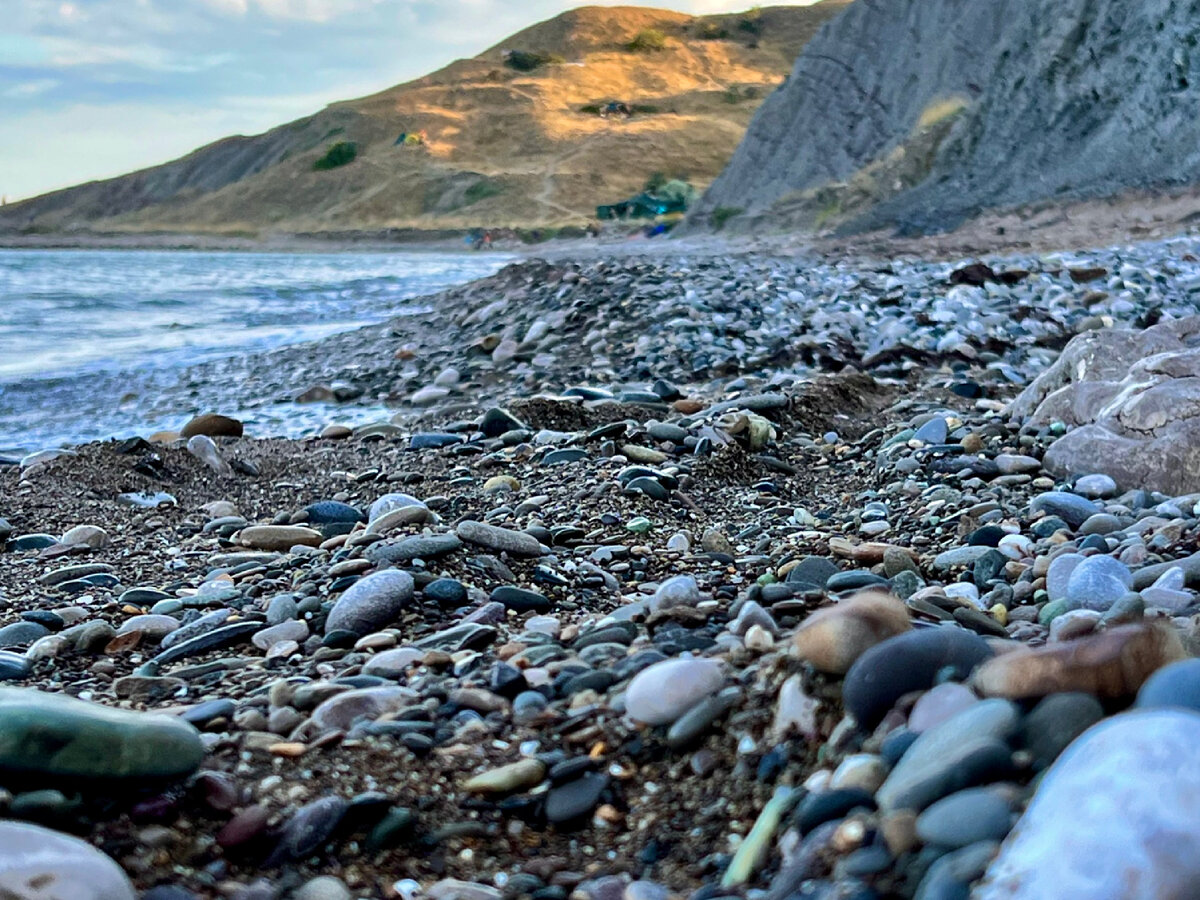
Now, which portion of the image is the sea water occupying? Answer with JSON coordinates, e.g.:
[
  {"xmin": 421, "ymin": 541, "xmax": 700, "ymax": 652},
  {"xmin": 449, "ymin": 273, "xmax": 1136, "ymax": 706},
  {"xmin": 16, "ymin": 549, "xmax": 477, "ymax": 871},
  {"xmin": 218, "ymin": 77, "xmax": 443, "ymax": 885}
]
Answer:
[{"xmin": 0, "ymin": 248, "xmax": 513, "ymax": 455}]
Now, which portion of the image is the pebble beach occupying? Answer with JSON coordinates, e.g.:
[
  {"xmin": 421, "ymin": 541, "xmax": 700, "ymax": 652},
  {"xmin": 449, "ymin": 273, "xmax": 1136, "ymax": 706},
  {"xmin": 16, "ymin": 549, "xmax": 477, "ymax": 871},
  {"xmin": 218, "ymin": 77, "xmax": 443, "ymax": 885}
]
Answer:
[{"xmin": 4, "ymin": 237, "xmax": 1200, "ymax": 899}]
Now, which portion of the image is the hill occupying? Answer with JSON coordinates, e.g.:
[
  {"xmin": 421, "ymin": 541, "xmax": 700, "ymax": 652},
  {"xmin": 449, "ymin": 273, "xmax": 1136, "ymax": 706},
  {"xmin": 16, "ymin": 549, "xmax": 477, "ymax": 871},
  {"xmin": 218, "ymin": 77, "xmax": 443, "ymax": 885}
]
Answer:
[
  {"xmin": 688, "ymin": 0, "xmax": 1200, "ymax": 237},
  {"xmin": 0, "ymin": 4, "xmax": 847, "ymax": 238}
]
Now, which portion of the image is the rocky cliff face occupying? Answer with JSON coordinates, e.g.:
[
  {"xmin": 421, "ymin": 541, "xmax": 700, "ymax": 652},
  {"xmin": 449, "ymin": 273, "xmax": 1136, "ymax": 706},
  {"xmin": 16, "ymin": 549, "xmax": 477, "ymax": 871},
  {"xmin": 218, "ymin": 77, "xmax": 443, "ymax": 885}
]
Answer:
[{"xmin": 690, "ymin": 0, "xmax": 1200, "ymax": 235}]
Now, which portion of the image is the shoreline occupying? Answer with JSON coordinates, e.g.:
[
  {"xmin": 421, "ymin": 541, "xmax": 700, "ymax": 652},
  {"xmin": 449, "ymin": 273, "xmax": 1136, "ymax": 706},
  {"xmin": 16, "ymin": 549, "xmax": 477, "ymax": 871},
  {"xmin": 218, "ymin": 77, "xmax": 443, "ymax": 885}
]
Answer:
[
  {"xmin": 6, "ymin": 224, "xmax": 1200, "ymax": 461},
  {"xmin": 6, "ymin": 184, "xmax": 1200, "ymax": 263}
]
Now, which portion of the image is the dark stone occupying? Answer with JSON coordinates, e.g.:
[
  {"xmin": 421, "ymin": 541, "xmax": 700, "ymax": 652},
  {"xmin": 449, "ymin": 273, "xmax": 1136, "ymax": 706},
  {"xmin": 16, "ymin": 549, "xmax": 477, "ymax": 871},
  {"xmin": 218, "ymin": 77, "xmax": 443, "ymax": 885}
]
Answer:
[
  {"xmin": 178, "ymin": 699, "xmax": 236, "ymax": 727},
  {"xmin": 843, "ymin": 627, "xmax": 993, "ymax": 726},
  {"xmin": 573, "ymin": 622, "xmax": 638, "ymax": 649},
  {"xmin": 267, "ymin": 795, "xmax": 348, "ymax": 864},
  {"xmin": 548, "ymin": 757, "xmax": 595, "ymax": 784},
  {"xmin": 624, "ymin": 477, "xmax": 670, "ymax": 501},
  {"xmin": 20, "ymin": 610, "xmax": 64, "ymax": 631},
  {"xmin": 364, "ymin": 806, "xmax": 416, "ymax": 852},
  {"xmin": 793, "ymin": 788, "xmax": 876, "ymax": 834},
  {"xmin": 0, "ymin": 651, "xmax": 32, "ymax": 681},
  {"xmin": 423, "ymin": 578, "xmax": 467, "ymax": 609},
  {"xmin": 880, "ymin": 729, "xmax": 919, "ymax": 767},
  {"xmin": 7, "ymin": 534, "xmax": 59, "ymax": 551},
  {"xmin": 409, "ymin": 433, "xmax": 464, "ymax": 449},
  {"xmin": 1018, "ymin": 692, "xmax": 1104, "ymax": 771},
  {"xmin": 560, "ymin": 670, "xmax": 616, "ymax": 697},
  {"xmin": 322, "ymin": 629, "xmax": 360, "ymax": 649},
  {"xmin": 1030, "ymin": 516, "xmax": 1069, "ymax": 538},
  {"xmin": 367, "ymin": 534, "xmax": 463, "ymax": 565},
  {"xmin": 916, "ymin": 788, "xmax": 1013, "ymax": 849},
  {"xmin": 545, "ymin": 773, "xmax": 610, "ymax": 825},
  {"xmin": 0, "ymin": 621, "xmax": 49, "ymax": 649},
  {"xmin": 543, "ymin": 449, "xmax": 589, "ymax": 465},
  {"xmin": 615, "ymin": 466, "xmax": 678, "ymax": 490},
  {"xmin": 304, "ymin": 501, "xmax": 365, "ymax": 524},
  {"xmin": 786, "ymin": 556, "xmax": 840, "ymax": 588},
  {"xmin": 912, "ymin": 840, "xmax": 999, "ymax": 900},
  {"xmin": 490, "ymin": 662, "xmax": 528, "ymax": 699},
  {"xmin": 491, "ymin": 586, "xmax": 553, "ymax": 614},
  {"xmin": 149, "ymin": 621, "xmax": 261, "ymax": 666},
  {"xmin": 481, "ymin": 408, "xmax": 526, "ymax": 438},
  {"xmin": 967, "ymin": 526, "xmax": 1006, "ymax": 547},
  {"xmin": 827, "ymin": 571, "xmax": 890, "ymax": 592},
  {"xmin": 972, "ymin": 550, "xmax": 1008, "ymax": 585}
]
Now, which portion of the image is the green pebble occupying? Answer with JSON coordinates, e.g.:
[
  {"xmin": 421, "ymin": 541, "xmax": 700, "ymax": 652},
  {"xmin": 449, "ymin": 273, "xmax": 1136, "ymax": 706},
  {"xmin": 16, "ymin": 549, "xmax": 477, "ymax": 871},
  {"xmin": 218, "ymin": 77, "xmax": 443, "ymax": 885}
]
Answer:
[
  {"xmin": 0, "ymin": 687, "xmax": 204, "ymax": 783},
  {"xmin": 625, "ymin": 517, "xmax": 653, "ymax": 534},
  {"xmin": 1038, "ymin": 598, "xmax": 1069, "ymax": 625}
]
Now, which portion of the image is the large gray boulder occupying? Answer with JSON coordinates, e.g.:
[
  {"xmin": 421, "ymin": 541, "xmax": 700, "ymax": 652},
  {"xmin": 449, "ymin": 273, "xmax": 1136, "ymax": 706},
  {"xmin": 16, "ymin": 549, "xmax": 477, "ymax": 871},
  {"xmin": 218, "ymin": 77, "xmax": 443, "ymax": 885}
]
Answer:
[{"xmin": 1008, "ymin": 317, "xmax": 1200, "ymax": 494}]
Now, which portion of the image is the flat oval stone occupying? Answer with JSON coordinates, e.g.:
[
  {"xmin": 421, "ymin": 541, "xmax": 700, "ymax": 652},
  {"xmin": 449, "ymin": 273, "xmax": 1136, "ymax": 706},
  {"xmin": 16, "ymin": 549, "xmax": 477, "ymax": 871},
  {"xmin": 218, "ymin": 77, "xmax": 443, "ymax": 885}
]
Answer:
[
  {"xmin": 38, "ymin": 563, "xmax": 114, "ymax": 587},
  {"xmin": 116, "ymin": 615, "xmax": 180, "ymax": 640},
  {"xmin": 456, "ymin": 521, "xmax": 544, "ymax": 556},
  {"xmin": 876, "ymin": 699, "xmax": 1020, "ymax": 812},
  {"xmin": 238, "ymin": 525, "xmax": 323, "ymax": 552},
  {"xmin": 545, "ymin": 773, "xmax": 610, "ymax": 825},
  {"xmin": 366, "ymin": 533, "xmax": 462, "ymax": 565},
  {"xmin": 0, "ymin": 652, "xmax": 31, "ymax": 681},
  {"xmin": 252, "ymin": 619, "xmax": 309, "ymax": 650},
  {"xmin": 8, "ymin": 533, "xmax": 60, "ymax": 551},
  {"xmin": 150, "ymin": 620, "xmax": 261, "ymax": 666},
  {"xmin": 309, "ymin": 686, "xmax": 417, "ymax": 733},
  {"xmin": 0, "ymin": 687, "xmax": 203, "ymax": 782},
  {"xmin": 304, "ymin": 501, "xmax": 364, "ymax": 524},
  {"xmin": 1029, "ymin": 492, "xmax": 1101, "ymax": 528},
  {"xmin": 916, "ymin": 787, "xmax": 1014, "ymax": 849},
  {"xmin": 269, "ymin": 795, "xmax": 348, "ymax": 863},
  {"xmin": 325, "ymin": 570, "xmax": 414, "ymax": 636},
  {"xmin": 978, "ymin": 709, "xmax": 1200, "ymax": 898},
  {"xmin": 0, "ymin": 820, "xmax": 136, "ymax": 899},
  {"xmin": 462, "ymin": 758, "xmax": 547, "ymax": 794},
  {"xmin": 624, "ymin": 658, "xmax": 724, "ymax": 726},
  {"xmin": 0, "ymin": 621, "xmax": 49, "ymax": 649},
  {"xmin": 491, "ymin": 586, "xmax": 552, "ymax": 614}
]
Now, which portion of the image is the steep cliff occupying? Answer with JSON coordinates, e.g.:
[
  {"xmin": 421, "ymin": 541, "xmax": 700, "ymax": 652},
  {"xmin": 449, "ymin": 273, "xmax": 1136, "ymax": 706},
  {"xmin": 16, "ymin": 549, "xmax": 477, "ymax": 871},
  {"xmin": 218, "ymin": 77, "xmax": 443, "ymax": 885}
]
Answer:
[{"xmin": 690, "ymin": 0, "xmax": 1200, "ymax": 235}]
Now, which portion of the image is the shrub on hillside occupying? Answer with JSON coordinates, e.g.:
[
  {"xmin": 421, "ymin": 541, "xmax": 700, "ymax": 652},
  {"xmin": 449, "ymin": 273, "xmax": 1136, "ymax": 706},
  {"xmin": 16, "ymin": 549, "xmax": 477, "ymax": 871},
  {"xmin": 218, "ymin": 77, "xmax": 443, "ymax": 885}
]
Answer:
[
  {"xmin": 626, "ymin": 29, "xmax": 667, "ymax": 52},
  {"xmin": 313, "ymin": 141, "xmax": 357, "ymax": 171},
  {"xmin": 463, "ymin": 179, "xmax": 504, "ymax": 206},
  {"xmin": 696, "ymin": 22, "xmax": 729, "ymax": 40},
  {"xmin": 504, "ymin": 50, "xmax": 563, "ymax": 72},
  {"xmin": 739, "ymin": 8, "xmax": 763, "ymax": 35}
]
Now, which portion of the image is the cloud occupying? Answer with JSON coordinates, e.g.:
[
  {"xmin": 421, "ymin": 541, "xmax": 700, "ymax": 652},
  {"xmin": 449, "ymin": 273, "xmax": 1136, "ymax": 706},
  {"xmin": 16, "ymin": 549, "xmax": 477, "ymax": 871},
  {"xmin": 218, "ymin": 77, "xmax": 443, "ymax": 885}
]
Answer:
[{"xmin": 2, "ymin": 78, "xmax": 58, "ymax": 98}]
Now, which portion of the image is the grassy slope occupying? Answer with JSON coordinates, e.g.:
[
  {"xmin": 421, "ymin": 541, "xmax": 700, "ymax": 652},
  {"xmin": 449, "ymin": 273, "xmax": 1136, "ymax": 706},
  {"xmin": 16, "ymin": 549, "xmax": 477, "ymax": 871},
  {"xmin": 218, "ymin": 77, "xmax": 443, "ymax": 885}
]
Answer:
[{"xmin": 0, "ymin": 4, "xmax": 849, "ymax": 235}]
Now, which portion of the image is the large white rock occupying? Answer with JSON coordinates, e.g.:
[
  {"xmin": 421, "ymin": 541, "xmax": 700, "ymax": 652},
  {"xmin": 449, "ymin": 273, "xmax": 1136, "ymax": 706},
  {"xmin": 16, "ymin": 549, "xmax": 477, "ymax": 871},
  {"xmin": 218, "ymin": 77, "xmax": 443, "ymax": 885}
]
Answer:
[
  {"xmin": 0, "ymin": 821, "xmax": 135, "ymax": 899},
  {"xmin": 977, "ymin": 709, "xmax": 1200, "ymax": 899}
]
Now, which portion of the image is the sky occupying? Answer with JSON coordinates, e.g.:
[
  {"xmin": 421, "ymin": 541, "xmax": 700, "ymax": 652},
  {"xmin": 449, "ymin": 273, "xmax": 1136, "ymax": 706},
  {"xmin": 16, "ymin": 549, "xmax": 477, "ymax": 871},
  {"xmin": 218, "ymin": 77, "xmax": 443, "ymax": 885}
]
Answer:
[{"xmin": 0, "ymin": 0, "xmax": 822, "ymax": 202}]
